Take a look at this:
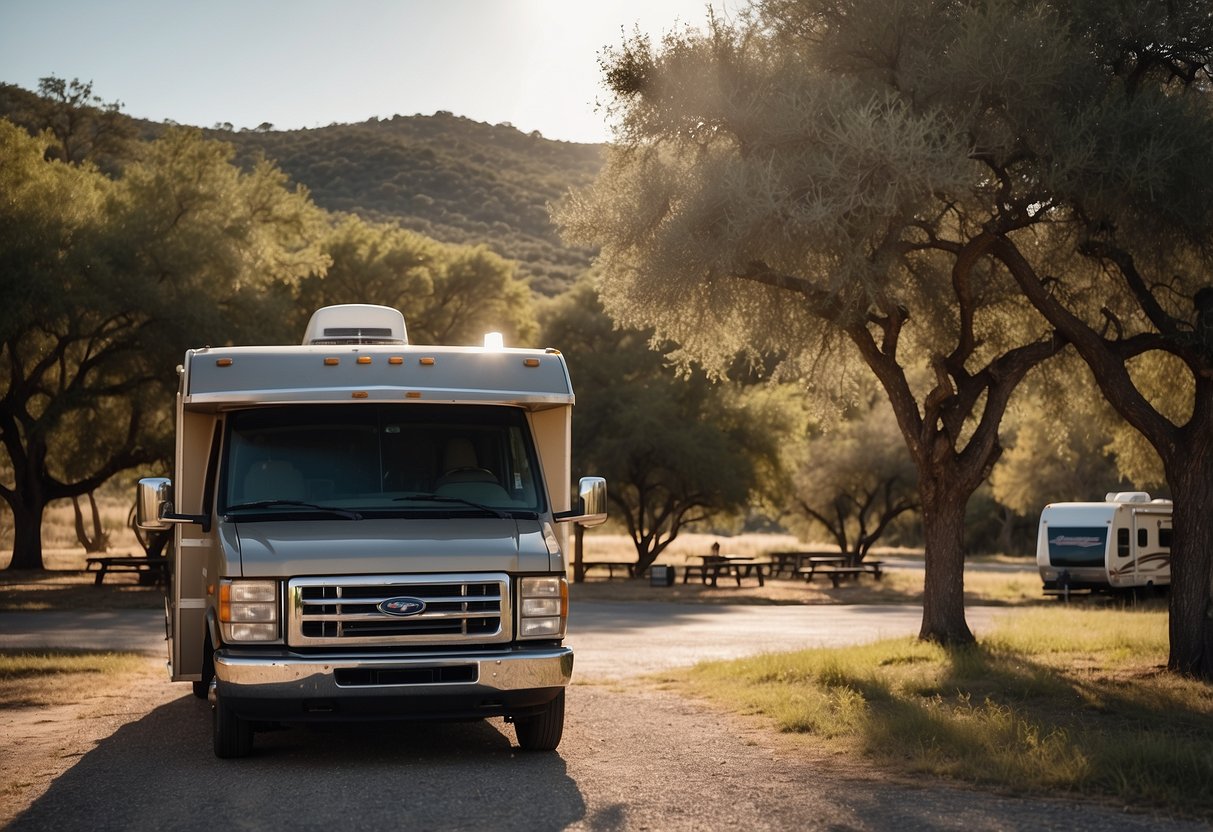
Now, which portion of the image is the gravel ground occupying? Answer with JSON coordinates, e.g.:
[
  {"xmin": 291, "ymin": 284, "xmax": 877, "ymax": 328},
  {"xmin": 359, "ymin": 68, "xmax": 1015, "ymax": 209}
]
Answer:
[
  {"xmin": 3, "ymin": 599, "xmax": 1206, "ymax": 831},
  {"xmin": 561, "ymin": 682, "xmax": 1205, "ymax": 832},
  {"xmin": 4, "ymin": 669, "xmax": 1205, "ymax": 832}
]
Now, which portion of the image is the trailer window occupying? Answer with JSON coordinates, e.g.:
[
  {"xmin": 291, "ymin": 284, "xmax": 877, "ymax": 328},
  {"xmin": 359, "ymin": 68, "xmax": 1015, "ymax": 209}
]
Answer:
[
  {"xmin": 1047, "ymin": 527, "xmax": 1108, "ymax": 567},
  {"xmin": 220, "ymin": 404, "xmax": 545, "ymax": 516},
  {"xmin": 1117, "ymin": 528, "xmax": 1130, "ymax": 558},
  {"xmin": 1159, "ymin": 527, "xmax": 1173, "ymax": 549},
  {"xmin": 1137, "ymin": 528, "xmax": 1148, "ymax": 548}
]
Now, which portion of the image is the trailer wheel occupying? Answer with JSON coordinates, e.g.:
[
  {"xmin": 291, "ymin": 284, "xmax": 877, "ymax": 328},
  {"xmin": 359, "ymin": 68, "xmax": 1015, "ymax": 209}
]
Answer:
[{"xmin": 513, "ymin": 690, "xmax": 565, "ymax": 752}]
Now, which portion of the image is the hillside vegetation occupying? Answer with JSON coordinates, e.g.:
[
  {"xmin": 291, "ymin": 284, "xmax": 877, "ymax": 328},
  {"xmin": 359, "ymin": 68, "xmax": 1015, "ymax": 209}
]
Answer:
[{"xmin": 0, "ymin": 82, "xmax": 602, "ymax": 295}]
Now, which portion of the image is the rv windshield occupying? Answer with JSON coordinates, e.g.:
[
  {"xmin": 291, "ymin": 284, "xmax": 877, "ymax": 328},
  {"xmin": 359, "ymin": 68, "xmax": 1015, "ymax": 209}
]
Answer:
[{"xmin": 220, "ymin": 404, "xmax": 544, "ymax": 518}]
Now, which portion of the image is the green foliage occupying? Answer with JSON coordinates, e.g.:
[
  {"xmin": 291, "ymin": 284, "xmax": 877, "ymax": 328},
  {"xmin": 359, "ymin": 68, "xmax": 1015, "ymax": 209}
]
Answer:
[
  {"xmin": 543, "ymin": 280, "xmax": 797, "ymax": 567},
  {"xmin": 0, "ymin": 78, "xmax": 133, "ymax": 173},
  {"xmin": 0, "ymin": 80, "xmax": 562, "ymax": 569},
  {"xmin": 991, "ymin": 356, "xmax": 1152, "ymax": 527},
  {"xmin": 298, "ymin": 216, "xmax": 537, "ymax": 346},
  {"xmin": 0, "ymin": 120, "xmax": 329, "ymax": 568},
  {"xmin": 785, "ymin": 391, "xmax": 918, "ymax": 557},
  {"xmin": 559, "ymin": 1, "xmax": 1081, "ymax": 644},
  {"xmin": 561, "ymin": 0, "xmax": 1213, "ymax": 653},
  {"xmin": 208, "ymin": 113, "xmax": 603, "ymax": 296},
  {"xmin": 0, "ymin": 83, "xmax": 606, "ymax": 296}
]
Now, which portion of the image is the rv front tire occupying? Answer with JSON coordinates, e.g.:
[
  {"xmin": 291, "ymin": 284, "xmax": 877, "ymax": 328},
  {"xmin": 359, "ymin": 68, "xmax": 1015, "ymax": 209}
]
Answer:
[
  {"xmin": 513, "ymin": 690, "xmax": 565, "ymax": 752},
  {"xmin": 213, "ymin": 696, "xmax": 253, "ymax": 758},
  {"xmin": 193, "ymin": 638, "xmax": 214, "ymax": 700}
]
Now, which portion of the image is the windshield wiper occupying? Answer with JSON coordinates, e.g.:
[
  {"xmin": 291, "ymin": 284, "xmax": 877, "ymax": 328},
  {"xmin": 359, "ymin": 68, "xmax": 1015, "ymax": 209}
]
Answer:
[
  {"xmin": 223, "ymin": 500, "xmax": 362, "ymax": 520},
  {"xmin": 392, "ymin": 493, "xmax": 513, "ymax": 519}
]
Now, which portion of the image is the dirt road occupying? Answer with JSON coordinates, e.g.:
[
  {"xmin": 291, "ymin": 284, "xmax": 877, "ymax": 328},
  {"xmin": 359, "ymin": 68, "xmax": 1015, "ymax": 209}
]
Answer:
[{"xmin": 2, "ymin": 602, "xmax": 1203, "ymax": 830}]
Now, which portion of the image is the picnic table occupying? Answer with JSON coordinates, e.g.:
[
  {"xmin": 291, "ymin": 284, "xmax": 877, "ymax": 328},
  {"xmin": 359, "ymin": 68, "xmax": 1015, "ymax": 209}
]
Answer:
[
  {"xmin": 683, "ymin": 555, "xmax": 767, "ymax": 587},
  {"xmin": 798, "ymin": 559, "xmax": 885, "ymax": 587},
  {"xmin": 767, "ymin": 551, "xmax": 884, "ymax": 580},
  {"xmin": 766, "ymin": 550, "xmax": 843, "ymax": 577},
  {"xmin": 580, "ymin": 561, "xmax": 636, "ymax": 580},
  {"xmin": 85, "ymin": 555, "xmax": 170, "ymax": 586}
]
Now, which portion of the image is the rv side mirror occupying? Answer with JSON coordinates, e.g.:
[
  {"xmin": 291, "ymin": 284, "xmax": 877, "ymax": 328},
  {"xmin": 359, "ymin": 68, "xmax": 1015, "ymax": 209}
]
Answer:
[
  {"xmin": 576, "ymin": 476, "xmax": 608, "ymax": 527},
  {"xmin": 136, "ymin": 477, "xmax": 174, "ymax": 531},
  {"xmin": 554, "ymin": 477, "xmax": 607, "ymax": 526}
]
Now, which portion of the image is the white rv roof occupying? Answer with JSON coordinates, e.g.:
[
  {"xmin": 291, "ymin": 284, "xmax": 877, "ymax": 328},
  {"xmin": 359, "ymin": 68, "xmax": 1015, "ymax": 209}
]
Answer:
[
  {"xmin": 1041, "ymin": 499, "xmax": 1172, "ymax": 523},
  {"xmin": 182, "ymin": 343, "xmax": 574, "ymax": 409}
]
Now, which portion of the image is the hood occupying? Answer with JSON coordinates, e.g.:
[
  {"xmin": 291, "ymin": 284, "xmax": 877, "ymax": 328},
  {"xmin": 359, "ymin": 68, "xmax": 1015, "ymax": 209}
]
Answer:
[{"xmin": 222, "ymin": 517, "xmax": 555, "ymax": 578}]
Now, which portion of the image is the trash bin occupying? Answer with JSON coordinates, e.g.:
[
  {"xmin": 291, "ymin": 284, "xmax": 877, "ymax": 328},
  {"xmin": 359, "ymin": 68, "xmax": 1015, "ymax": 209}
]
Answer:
[{"xmin": 650, "ymin": 565, "xmax": 675, "ymax": 587}]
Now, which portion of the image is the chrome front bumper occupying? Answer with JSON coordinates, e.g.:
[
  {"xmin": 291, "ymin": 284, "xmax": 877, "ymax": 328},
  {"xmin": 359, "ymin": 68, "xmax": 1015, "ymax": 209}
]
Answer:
[
  {"xmin": 212, "ymin": 645, "xmax": 572, "ymax": 721},
  {"xmin": 214, "ymin": 645, "xmax": 572, "ymax": 699}
]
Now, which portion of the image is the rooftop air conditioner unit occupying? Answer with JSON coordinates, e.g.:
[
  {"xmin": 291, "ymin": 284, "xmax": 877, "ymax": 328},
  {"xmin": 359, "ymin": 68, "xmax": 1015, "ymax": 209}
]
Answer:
[
  {"xmin": 302, "ymin": 304, "xmax": 408, "ymax": 346},
  {"xmin": 1104, "ymin": 491, "xmax": 1151, "ymax": 503}
]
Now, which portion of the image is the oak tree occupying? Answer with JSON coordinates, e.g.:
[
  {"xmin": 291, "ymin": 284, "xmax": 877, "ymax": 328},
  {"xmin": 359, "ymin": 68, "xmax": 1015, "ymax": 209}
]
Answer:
[
  {"xmin": 0, "ymin": 123, "xmax": 327, "ymax": 569},
  {"xmin": 543, "ymin": 280, "xmax": 792, "ymax": 573},
  {"xmin": 560, "ymin": 3, "xmax": 1065, "ymax": 644}
]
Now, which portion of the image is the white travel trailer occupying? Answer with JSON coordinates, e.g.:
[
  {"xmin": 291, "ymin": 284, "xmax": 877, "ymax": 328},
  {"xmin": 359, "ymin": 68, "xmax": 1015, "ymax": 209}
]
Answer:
[
  {"xmin": 136, "ymin": 305, "xmax": 606, "ymax": 757},
  {"xmin": 1036, "ymin": 491, "xmax": 1172, "ymax": 595}
]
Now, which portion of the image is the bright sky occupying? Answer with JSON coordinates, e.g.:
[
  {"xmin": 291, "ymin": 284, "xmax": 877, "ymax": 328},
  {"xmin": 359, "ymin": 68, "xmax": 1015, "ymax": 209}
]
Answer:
[{"xmin": 0, "ymin": 0, "xmax": 739, "ymax": 144}]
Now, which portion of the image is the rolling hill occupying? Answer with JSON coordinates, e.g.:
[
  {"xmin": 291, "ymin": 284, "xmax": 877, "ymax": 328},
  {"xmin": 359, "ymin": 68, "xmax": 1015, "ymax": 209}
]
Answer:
[{"xmin": 0, "ymin": 82, "xmax": 603, "ymax": 295}]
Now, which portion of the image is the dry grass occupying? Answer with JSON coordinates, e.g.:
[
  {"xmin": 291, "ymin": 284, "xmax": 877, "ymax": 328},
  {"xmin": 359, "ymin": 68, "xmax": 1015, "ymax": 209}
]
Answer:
[
  {"xmin": 570, "ymin": 533, "xmax": 1043, "ymax": 606},
  {"xmin": 0, "ymin": 649, "xmax": 149, "ymax": 707},
  {"xmin": 0, "ymin": 496, "xmax": 142, "ymax": 557},
  {"xmin": 671, "ymin": 606, "xmax": 1213, "ymax": 819}
]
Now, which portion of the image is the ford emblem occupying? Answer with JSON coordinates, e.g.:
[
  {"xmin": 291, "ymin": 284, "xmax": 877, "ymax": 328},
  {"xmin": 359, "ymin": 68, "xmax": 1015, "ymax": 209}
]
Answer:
[{"xmin": 378, "ymin": 596, "xmax": 426, "ymax": 617}]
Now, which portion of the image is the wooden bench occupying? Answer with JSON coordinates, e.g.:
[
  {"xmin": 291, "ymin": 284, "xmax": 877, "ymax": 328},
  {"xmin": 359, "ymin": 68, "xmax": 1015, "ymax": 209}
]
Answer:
[
  {"xmin": 580, "ymin": 561, "xmax": 635, "ymax": 579},
  {"xmin": 85, "ymin": 556, "xmax": 169, "ymax": 586}
]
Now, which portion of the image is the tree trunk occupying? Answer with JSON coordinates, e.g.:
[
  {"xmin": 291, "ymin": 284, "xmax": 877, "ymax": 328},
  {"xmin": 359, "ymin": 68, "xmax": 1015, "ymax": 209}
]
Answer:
[
  {"xmin": 6, "ymin": 500, "xmax": 46, "ymax": 571},
  {"xmin": 634, "ymin": 547, "xmax": 661, "ymax": 576},
  {"xmin": 573, "ymin": 524, "xmax": 586, "ymax": 583},
  {"xmin": 996, "ymin": 506, "xmax": 1015, "ymax": 556},
  {"xmin": 1165, "ymin": 430, "xmax": 1213, "ymax": 678},
  {"xmin": 917, "ymin": 477, "xmax": 974, "ymax": 646},
  {"xmin": 72, "ymin": 491, "xmax": 110, "ymax": 553}
]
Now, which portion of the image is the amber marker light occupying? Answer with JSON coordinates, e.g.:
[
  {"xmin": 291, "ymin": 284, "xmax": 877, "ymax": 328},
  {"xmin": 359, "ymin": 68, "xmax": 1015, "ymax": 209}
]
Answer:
[
  {"xmin": 356, "ymin": 356, "xmax": 372, "ymax": 364},
  {"xmin": 406, "ymin": 391, "xmax": 422, "ymax": 399},
  {"xmin": 324, "ymin": 357, "xmax": 340, "ymax": 366},
  {"xmin": 218, "ymin": 582, "xmax": 231, "ymax": 622},
  {"xmin": 352, "ymin": 391, "xmax": 369, "ymax": 399},
  {"xmin": 216, "ymin": 358, "xmax": 233, "ymax": 367},
  {"xmin": 388, "ymin": 356, "xmax": 404, "ymax": 365},
  {"xmin": 523, "ymin": 358, "xmax": 540, "ymax": 367},
  {"xmin": 419, "ymin": 357, "xmax": 435, "ymax": 366}
]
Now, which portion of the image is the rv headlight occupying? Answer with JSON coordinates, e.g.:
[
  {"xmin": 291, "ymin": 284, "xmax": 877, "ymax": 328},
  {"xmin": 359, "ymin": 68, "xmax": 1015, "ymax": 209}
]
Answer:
[
  {"xmin": 518, "ymin": 576, "xmax": 567, "ymax": 639},
  {"xmin": 219, "ymin": 579, "xmax": 280, "ymax": 643}
]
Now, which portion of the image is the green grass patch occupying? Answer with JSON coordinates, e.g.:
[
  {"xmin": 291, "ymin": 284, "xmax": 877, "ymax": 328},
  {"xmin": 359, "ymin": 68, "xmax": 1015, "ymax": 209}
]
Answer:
[{"xmin": 678, "ymin": 608, "xmax": 1213, "ymax": 818}]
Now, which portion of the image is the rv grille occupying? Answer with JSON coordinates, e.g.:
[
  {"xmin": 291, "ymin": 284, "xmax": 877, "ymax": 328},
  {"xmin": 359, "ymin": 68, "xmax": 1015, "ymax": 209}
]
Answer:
[{"xmin": 287, "ymin": 574, "xmax": 510, "ymax": 647}]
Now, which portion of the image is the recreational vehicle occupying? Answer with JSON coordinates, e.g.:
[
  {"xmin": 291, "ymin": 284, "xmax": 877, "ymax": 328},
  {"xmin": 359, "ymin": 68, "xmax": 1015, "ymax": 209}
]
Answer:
[
  {"xmin": 1036, "ymin": 491, "xmax": 1172, "ymax": 595},
  {"xmin": 136, "ymin": 304, "xmax": 606, "ymax": 757}
]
